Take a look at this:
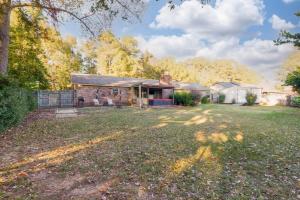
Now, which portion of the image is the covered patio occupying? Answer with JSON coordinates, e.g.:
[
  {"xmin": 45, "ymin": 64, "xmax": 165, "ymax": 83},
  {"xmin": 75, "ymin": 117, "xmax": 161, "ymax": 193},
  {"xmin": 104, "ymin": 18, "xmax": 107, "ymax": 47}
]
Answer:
[{"xmin": 134, "ymin": 82, "xmax": 175, "ymax": 108}]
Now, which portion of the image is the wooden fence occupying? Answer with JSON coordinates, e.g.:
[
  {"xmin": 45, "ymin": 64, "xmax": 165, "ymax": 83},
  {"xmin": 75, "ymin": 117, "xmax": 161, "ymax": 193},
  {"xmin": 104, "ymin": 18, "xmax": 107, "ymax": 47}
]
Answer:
[{"xmin": 38, "ymin": 90, "xmax": 75, "ymax": 108}]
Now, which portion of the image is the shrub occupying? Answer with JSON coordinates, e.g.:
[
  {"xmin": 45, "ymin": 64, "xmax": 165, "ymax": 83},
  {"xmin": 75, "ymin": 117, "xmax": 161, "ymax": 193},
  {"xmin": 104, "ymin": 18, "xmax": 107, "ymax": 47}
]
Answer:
[
  {"xmin": 245, "ymin": 92, "xmax": 257, "ymax": 106},
  {"xmin": 201, "ymin": 96, "xmax": 210, "ymax": 104},
  {"xmin": 291, "ymin": 96, "xmax": 300, "ymax": 107},
  {"xmin": 0, "ymin": 76, "xmax": 37, "ymax": 133},
  {"xmin": 172, "ymin": 92, "xmax": 194, "ymax": 106},
  {"xmin": 218, "ymin": 93, "xmax": 225, "ymax": 103}
]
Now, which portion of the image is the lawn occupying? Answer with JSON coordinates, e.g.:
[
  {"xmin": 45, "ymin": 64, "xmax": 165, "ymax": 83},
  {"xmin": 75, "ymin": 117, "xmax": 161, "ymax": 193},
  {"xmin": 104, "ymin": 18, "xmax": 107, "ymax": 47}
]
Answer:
[{"xmin": 0, "ymin": 105, "xmax": 299, "ymax": 199}]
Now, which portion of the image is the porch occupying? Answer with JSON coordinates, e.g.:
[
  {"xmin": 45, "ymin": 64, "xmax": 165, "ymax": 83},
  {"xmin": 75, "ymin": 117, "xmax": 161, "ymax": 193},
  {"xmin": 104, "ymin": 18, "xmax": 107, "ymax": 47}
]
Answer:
[{"xmin": 133, "ymin": 84, "xmax": 175, "ymax": 107}]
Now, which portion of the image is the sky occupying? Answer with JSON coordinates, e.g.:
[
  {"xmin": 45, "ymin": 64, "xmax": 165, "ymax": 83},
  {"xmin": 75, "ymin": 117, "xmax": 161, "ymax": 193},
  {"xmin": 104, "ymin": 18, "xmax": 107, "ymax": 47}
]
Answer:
[{"xmin": 60, "ymin": 0, "xmax": 300, "ymax": 88}]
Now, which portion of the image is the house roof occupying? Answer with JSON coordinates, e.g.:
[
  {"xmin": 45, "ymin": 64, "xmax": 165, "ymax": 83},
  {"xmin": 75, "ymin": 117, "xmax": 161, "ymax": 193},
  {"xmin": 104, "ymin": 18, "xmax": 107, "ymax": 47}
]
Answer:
[
  {"xmin": 71, "ymin": 73, "xmax": 208, "ymax": 90},
  {"xmin": 71, "ymin": 73, "xmax": 174, "ymax": 88},
  {"xmin": 172, "ymin": 81, "xmax": 209, "ymax": 91},
  {"xmin": 213, "ymin": 82, "xmax": 261, "ymax": 89}
]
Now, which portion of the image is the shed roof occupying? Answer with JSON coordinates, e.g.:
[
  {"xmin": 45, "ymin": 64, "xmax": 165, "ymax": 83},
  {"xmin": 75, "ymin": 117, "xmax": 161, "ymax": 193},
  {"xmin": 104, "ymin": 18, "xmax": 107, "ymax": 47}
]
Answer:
[{"xmin": 214, "ymin": 82, "xmax": 261, "ymax": 89}]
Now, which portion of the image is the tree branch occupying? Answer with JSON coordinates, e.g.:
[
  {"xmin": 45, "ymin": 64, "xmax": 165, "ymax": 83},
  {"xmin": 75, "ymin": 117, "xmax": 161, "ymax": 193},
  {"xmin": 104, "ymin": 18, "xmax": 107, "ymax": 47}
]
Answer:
[
  {"xmin": 114, "ymin": 0, "xmax": 141, "ymax": 22},
  {"xmin": 10, "ymin": 3, "xmax": 95, "ymax": 36}
]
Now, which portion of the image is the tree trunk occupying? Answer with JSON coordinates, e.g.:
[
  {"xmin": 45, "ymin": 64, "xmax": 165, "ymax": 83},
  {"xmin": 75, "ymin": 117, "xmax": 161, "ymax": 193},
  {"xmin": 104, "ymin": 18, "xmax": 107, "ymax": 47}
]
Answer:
[{"xmin": 0, "ymin": 1, "xmax": 11, "ymax": 75}]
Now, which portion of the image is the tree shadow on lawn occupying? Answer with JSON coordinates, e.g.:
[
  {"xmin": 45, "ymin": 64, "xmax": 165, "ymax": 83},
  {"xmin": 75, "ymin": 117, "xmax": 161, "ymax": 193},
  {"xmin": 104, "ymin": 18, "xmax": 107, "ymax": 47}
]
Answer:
[{"xmin": 0, "ymin": 106, "xmax": 299, "ymax": 199}]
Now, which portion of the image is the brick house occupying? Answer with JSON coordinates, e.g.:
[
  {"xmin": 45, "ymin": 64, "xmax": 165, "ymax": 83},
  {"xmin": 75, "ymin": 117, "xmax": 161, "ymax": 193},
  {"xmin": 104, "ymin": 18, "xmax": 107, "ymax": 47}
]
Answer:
[{"xmin": 71, "ymin": 73, "xmax": 210, "ymax": 106}]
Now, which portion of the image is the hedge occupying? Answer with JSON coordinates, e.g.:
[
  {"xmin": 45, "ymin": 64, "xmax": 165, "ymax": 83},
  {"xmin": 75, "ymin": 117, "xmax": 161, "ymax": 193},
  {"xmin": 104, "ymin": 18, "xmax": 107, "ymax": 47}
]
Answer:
[
  {"xmin": 0, "ymin": 77, "xmax": 37, "ymax": 133},
  {"xmin": 172, "ymin": 92, "xmax": 195, "ymax": 106},
  {"xmin": 291, "ymin": 96, "xmax": 300, "ymax": 107}
]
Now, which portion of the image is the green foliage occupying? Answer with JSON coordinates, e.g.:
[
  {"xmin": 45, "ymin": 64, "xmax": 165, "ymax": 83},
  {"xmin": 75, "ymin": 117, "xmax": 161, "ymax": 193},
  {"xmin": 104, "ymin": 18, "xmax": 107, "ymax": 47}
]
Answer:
[
  {"xmin": 8, "ymin": 10, "xmax": 49, "ymax": 90},
  {"xmin": 41, "ymin": 33, "xmax": 82, "ymax": 90},
  {"xmin": 201, "ymin": 96, "xmax": 210, "ymax": 104},
  {"xmin": 218, "ymin": 93, "xmax": 225, "ymax": 103},
  {"xmin": 245, "ymin": 92, "xmax": 257, "ymax": 106},
  {"xmin": 0, "ymin": 76, "xmax": 36, "ymax": 133},
  {"xmin": 173, "ymin": 92, "xmax": 194, "ymax": 106},
  {"xmin": 291, "ymin": 96, "xmax": 300, "ymax": 107},
  {"xmin": 8, "ymin": 10, "xmax": 82, "ymax": 91},
  {"xmin": 285, "ymin": 69, "xmax": 300, "ymax": 94}
]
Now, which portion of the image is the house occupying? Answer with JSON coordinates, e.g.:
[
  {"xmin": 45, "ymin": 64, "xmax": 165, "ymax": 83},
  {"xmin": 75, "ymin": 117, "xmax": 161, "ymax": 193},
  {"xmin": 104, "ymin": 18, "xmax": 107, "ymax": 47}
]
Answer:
[
  {"xmin": 71, "ymin": 73, "xmax": 209, "ymax": 106},
  {"xmin": 211, "ymin": 82, "xmax": 262, "ymax": 104},
  {"xmin": 172, "ymin": 81, "xmax": 210, "ymax": 97}
]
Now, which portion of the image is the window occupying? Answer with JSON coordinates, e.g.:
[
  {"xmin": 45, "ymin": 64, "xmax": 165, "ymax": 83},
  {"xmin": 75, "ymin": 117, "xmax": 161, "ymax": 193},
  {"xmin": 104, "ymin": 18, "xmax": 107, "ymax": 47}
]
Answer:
[{"xmin": 112, "ymin": 88, "xmax": 119, "ymax": 95}]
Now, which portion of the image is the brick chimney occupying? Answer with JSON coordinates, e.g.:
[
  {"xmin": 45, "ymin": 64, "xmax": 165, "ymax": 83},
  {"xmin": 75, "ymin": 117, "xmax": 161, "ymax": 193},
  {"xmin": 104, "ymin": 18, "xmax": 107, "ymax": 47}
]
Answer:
[{"xmin": 159, "ymin": 74, "xmax": 172, "ymax": 85}]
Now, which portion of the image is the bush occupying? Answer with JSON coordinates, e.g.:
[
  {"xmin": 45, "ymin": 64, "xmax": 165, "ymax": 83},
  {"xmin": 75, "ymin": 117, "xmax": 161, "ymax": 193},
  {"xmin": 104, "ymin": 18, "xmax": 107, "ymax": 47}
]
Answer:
[
  {"xmin": 201, "ymin": 96, "xmax": 210, "ymax": 104},
  {"xmin": 218, "ymin": 93, "xmax": 225, "ymax": 103},
  {"xmin": 291, "ymin": 96, "xmax": 300, "ymax": 107},
  {"xmin": 172, "ymin": 92, "xmax": 194, "ymax": 106},
  {"xmin": 245, "ymin": 92, "xmax": 257, "ymax": 106},
  {"xmin": 0, "ymin": 76, "xmax": 37, "ymax": 133}
]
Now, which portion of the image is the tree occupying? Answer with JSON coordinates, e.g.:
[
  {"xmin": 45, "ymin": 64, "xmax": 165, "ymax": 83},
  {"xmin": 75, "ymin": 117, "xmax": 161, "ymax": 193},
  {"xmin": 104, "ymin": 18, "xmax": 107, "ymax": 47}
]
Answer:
[
  {"xmin": 81, "ymin": 40, "xmax": 97, "ymax": 74},
  {"xmin": 278, "ymin": 51, "xmax": 300, "ymax": 83},
  {"xmin": 41, "ymin": 29, "xmax": 82, "ymax": 90},
  {"xmin": 184, "ymin": 58, "xmax": 259, "ymax": 86},
  {"xmin": 0, "ymin": 0, "xmax": 147, "ymax": 75},
  {"xmin": 285, "ymin": 68, "xmax": 300, "ymax": 94},
  {"xmin": 8, "ymin": 10, "xmax": 49, "ymax": 89},
  {"xmin": 275, "ymin": 12, "xmax": 300, "ymax": 48}
]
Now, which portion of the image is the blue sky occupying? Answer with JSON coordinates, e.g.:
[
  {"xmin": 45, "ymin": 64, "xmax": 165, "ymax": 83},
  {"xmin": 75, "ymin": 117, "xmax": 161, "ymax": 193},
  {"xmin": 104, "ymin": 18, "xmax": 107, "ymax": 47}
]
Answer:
[{"xmin": 60, "ymin": 0, "xmax": 300, "ymax": 87}]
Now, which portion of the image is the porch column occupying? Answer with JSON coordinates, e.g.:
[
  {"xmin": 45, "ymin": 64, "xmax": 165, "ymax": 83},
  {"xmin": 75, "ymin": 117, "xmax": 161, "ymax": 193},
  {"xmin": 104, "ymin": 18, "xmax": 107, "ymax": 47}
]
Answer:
[
  {"xmin": 172, "ymin": 88, "xmax": 175, "ymax": 105},
  {"xmin": 139, "ymin": 84, "xmax": 142, "ymax": 109},
  {"xmin": 147, "ymin": 87, "xmax": 149, "ymax": 98}
]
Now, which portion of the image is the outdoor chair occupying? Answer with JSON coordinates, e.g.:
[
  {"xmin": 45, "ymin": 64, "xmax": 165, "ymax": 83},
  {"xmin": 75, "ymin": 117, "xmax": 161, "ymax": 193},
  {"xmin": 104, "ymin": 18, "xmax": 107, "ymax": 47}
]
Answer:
[{"xmin": 107, "ymin": 98, "xmax": 115, "ymax": 106}]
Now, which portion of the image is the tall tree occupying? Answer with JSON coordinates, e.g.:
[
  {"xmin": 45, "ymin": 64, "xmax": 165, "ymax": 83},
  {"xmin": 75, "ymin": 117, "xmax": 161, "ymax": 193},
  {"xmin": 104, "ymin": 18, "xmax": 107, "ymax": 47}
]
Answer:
[
  {"xmin": 94, "ymin": 31, "xmax": 141, "ymax": 77},
  {"xmin": 0, "ymin": 0, "xmax": 147, "ymax": 75},
  {"xmin": 185, "ymin": 58, "xmax": 259, "ymax": 86},
  {"xmin": 8, "ymin": 10, "xmax": 49, "ymax": 89},
  {"xmin": 41, "ymin": 29, "xmax": 82, "ymax": 90}
]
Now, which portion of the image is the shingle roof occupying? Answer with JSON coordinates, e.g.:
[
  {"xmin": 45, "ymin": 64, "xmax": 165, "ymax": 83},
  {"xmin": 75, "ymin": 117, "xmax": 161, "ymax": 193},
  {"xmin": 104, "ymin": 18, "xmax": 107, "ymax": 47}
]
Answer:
[
  {"xmin": 71, "ymin": 73, "xmax": 209, "ymax": 90},
  {"xmin": 214, "ymin": 82, "xmax": 261, "ymax": 89},
  {"xmin": 214, "ymin": 82, "xmax": 240, "ymax": 88},
  {"xmin": 71, "ymin": 74, "xmax": 142, "ymax": 87},
  {"xmin": 172, "ymin": 81, "xmax": 209, "ymax": 91},
  {"xmin": 71, "ymin": 73, "xmax": 174, "ymax": 88}
]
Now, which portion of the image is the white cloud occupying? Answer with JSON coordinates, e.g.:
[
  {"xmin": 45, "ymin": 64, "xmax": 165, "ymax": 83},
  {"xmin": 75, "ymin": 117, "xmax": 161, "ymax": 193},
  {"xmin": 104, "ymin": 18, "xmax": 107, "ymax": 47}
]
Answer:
[
  {"xmin": 196, "ymin": 38, "xmax": 294, "ymax": 75},
  {"xmin": 150, "ymin": 0, "xmax": 264, "ymax": 40},
  {"xmin": 269, "ymin": 15, "xmax": 296, "ymax": 31},
  {"xmin": 137, "ymin": 34, "xmax": 294, "ymax": 84},
  {"xmin": 136, "ymin": 34, "xmax": 203, "ymax": 59},
  {"xmin": 136, "ymin": 0, "xmax": 295, "ymax": 87}
]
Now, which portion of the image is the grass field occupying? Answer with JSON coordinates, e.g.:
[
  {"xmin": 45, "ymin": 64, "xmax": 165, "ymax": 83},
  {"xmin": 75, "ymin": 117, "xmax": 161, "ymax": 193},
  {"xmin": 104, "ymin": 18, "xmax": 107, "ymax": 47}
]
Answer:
[{"xmin": 0, "ymin": 105, "xmax": 299, "ymax": 199}]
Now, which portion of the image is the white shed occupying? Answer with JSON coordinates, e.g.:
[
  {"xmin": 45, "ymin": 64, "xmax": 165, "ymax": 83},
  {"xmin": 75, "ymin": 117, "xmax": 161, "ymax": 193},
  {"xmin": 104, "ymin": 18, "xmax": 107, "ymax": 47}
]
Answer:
[{"xmin": 211, "ymin": 82, "xmax": 262, "ymax": 104}]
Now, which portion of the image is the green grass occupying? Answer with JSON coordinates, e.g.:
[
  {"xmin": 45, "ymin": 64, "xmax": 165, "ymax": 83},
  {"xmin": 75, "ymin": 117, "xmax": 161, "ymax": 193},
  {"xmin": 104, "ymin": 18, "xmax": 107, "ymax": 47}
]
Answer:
[{"xmin": 0, "ymin": 105, "xmax": 299, "ymax": 199}]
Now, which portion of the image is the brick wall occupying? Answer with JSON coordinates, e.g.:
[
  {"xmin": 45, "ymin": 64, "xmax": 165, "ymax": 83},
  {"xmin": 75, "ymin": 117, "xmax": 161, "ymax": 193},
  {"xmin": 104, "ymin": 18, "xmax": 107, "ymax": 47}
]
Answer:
[{"xmin": 76, "ymin": 86, "xmax": 132, "ymax": 106}]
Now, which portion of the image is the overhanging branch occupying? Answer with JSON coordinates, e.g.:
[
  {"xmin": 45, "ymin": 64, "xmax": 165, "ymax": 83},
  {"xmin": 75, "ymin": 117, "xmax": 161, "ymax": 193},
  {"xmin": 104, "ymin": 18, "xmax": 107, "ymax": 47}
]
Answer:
[{"xmin": 10, "ymin": 3, "xmax": 95, "ymax": 36}]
